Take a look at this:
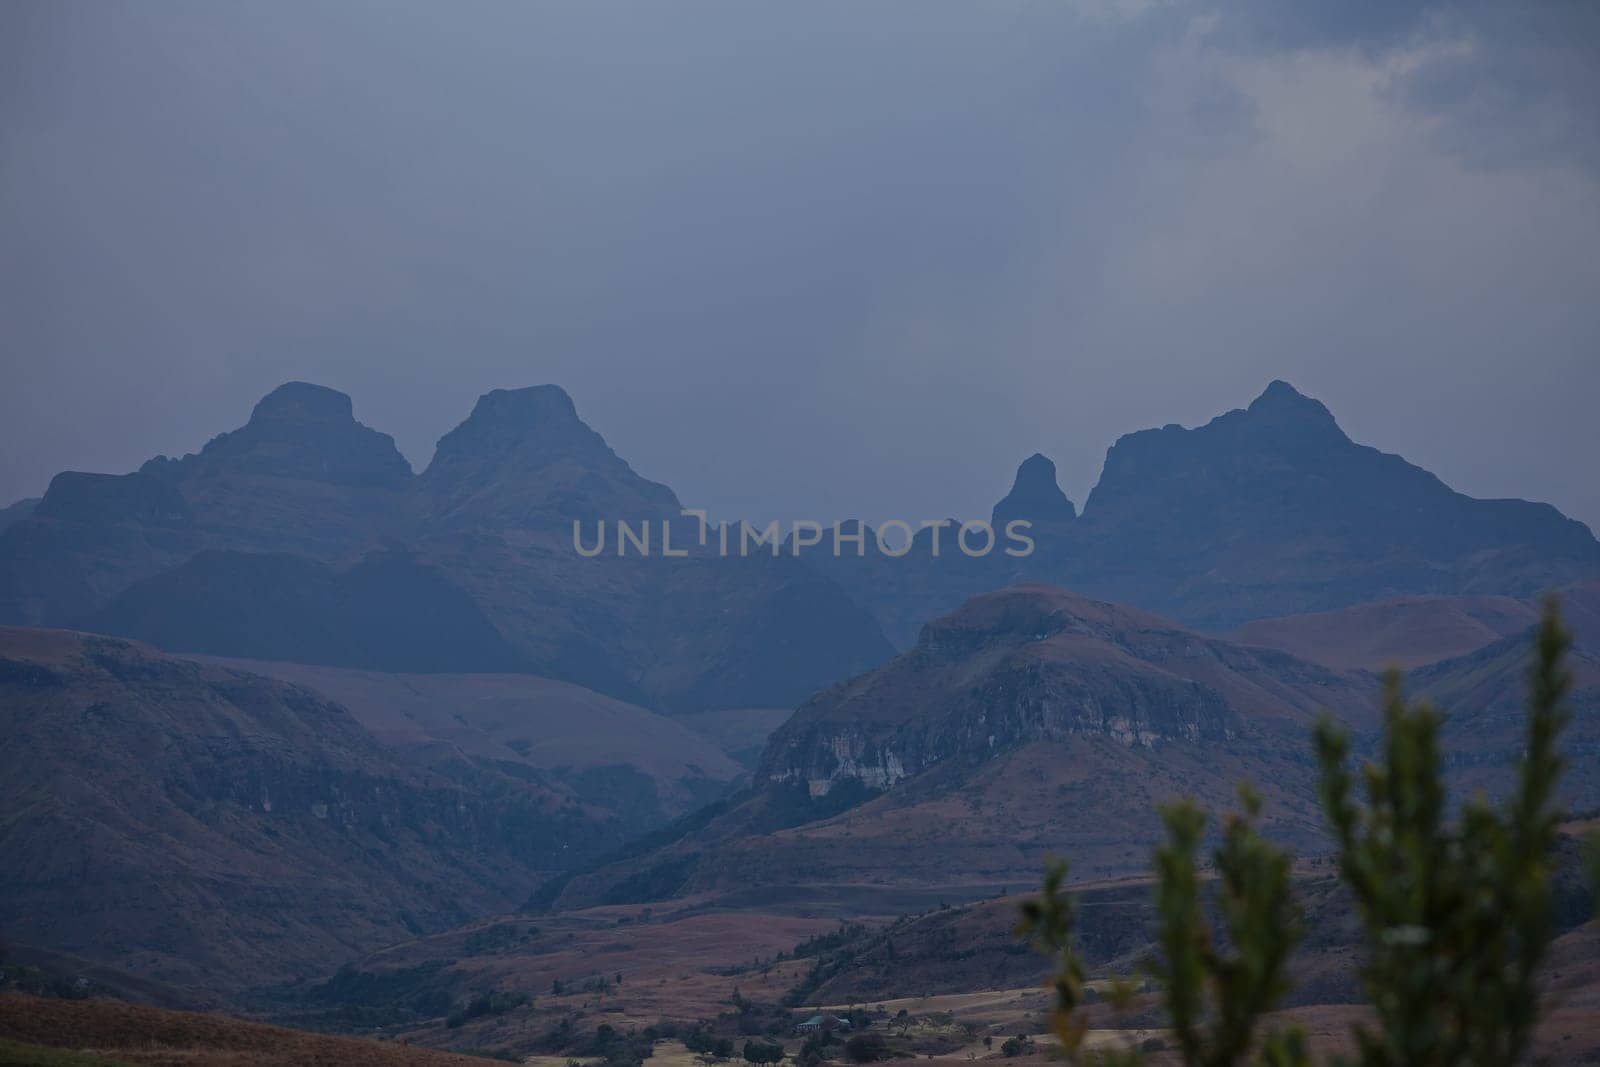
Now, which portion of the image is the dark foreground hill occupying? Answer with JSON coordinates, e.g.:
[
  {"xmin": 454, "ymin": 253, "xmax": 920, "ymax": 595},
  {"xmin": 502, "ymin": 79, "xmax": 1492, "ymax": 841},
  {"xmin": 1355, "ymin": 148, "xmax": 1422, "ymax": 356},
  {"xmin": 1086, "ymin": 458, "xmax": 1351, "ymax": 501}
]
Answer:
[{"xmin": 0, "ymin": 628, "xmax": 634, "ymax": 995}]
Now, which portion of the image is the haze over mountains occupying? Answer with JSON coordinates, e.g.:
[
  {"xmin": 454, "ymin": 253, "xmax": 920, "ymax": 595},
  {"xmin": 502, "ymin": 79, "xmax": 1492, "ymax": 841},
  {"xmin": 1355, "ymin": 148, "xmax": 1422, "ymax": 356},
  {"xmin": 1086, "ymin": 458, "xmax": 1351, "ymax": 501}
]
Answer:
[
  {"xmin": 0, "ymin": 381, "xmax": 895, "ymax": 711},
  {"xmin": 801, "ymin": 380, "xmax": 1600, "ymax": 645},
  {"xmin": 0, "ymin": 628, "xmax": 619, "ymax": 993},
  {"xmin": 1, "ymin": 377, "xmax": 1597, "ymax": 1018}
]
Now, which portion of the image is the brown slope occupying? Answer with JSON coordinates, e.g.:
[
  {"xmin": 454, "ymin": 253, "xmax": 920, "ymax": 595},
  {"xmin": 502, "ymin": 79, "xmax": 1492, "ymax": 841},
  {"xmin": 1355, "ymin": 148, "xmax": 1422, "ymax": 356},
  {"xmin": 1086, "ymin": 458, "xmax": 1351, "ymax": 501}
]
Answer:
[
  {"xmin": 1414, "ymin": 628, "xmax": 1600, "ymax": 812},
  {"xmin": 0, "ymin": 628, "xmax": 627, "ymax": 996},
  {"xmin": 0, "ymin": 993, "xmax": 506, "ymax": 1067},
  {"xmin": 1229, "ymin": 594, "xmax": 1540, "ymax": 671},
  {"xmin": 186, "ymin": 658, "xmax": 745, "ymax": 819}
]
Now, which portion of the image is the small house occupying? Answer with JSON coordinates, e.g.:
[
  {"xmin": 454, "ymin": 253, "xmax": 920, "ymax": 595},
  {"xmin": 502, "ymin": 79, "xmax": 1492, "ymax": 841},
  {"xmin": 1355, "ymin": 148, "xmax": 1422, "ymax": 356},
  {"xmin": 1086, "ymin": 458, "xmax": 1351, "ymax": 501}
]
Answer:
[{"xmin": 795, "ymin": 1014, "xmax": 852, "ymax": 1034}]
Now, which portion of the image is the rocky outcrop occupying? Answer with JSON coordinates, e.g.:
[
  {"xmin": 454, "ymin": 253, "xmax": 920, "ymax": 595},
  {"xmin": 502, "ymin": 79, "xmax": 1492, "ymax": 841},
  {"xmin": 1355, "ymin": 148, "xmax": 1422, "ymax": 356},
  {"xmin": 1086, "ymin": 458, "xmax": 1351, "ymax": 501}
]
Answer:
[
  {"xmin": 991, "ymin": 453, "xmax": 1076, "ymax": 527},
  {"xmin": 542, "ymin": 585, "xmax": 1379, "ymax": 911},
  {"xmin": 413, "ymin": 384, "xmax": 679, "ymax": 530},
  {"xmin": 1065, "ymin": 380, "xmax": 1600, "ymax": 628},
  {"xmin": 141, "ymin": 381, "xmax": 413, "ymax": 490},
  {"xmin": 757, "ymin": 585, "xmax": 1369, "ymax": 797}
]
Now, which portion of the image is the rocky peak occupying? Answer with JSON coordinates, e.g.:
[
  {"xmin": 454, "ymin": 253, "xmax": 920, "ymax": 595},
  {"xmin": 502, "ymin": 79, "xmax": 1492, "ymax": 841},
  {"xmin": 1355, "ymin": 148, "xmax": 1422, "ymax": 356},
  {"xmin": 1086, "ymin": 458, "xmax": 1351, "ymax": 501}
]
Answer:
[
  {"xmin": 417, "ymin": 385, "xmax": 679, "ymax": 530},
  {"xmin": 248, "ymin": 381, "xmax": 358, "ymax": 426},
  {"xmin": 991, "ymin": 453, "xmax": 1076, "ymax": 527},
  {"xmin": 1240, "ymin": 379, "xmax": 1343, "ymax": 437},
  {"xmin": 143, "ymin": 382, "xmax": 412, "ymax": 491},
  {"xmin": 427, "ymin": 385, "xmax": 592, "ymax": 466},
  {"xmin": 1083, "ymin": 380, "xmax": 1355, "ymax": 519}
]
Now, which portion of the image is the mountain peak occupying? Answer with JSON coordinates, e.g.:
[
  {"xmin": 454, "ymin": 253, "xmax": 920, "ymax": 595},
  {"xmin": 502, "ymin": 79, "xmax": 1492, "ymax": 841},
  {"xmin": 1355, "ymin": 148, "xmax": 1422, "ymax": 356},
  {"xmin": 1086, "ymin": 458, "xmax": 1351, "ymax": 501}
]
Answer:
[
  {"xmin": 420, "ymin": 384, "xmax": 680, "ymax": 529},
  {"xmin": 991, "ymin": 453, "xmax": 1076, "ymax": 526},
  {"xmin": 142, "ymin": 382, "xmax": 411, "ymax": 491},
  {"xmin": 249, "ymin": 382, "xmax": 357, "ymax": 425},
  {"xmin": 469, "ymin": 385, "xmax": 579, "ymax": 427},
  {"xmin": 1245, "ymin": 379, "xmax": 1337, "ymax": 425},
  {"xmin": 428, "ymin": 385, "xmax": 599, "ymax": 468}
]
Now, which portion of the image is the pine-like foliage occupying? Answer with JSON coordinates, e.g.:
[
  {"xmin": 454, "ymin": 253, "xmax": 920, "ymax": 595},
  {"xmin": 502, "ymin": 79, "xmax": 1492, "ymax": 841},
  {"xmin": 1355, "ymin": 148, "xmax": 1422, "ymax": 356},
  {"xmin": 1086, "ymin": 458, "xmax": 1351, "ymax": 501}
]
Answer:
[
  {"xmin": 1152, "ymin": 789, "xmax": 1309, "ymax": 1067},
  {"xmin": 1020, "ymin": 598, "xmax": 1582, "ymax": 1067},
  {"xmin": 1313, "ymin": 598, "xmax": 1571, "ymax": 1066}
]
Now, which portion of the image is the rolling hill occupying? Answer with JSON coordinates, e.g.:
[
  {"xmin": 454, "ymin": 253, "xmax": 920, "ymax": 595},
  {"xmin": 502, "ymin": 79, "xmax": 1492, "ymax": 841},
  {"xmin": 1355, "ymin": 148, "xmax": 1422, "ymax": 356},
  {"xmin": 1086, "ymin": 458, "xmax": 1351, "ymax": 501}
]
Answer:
[
  {"xmin": 542, "ymin": 586, "xmax": 1380, "ymax": 912},
  {"xmin": 0, "ymin": 628, "xmax": 630, "ymax": 995}
]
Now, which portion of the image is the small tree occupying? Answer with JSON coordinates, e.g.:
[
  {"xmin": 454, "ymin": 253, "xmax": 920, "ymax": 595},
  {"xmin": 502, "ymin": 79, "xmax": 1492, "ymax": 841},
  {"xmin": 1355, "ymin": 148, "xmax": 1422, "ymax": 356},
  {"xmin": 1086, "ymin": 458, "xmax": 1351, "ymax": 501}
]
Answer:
[
  {"xmin": 1150, "ymin": 788, "xmax": 1309, "ymax": 1067},
  {"xmin": 744, "ymin": 1039, "xmax": 785, "ymax": 1064},
  {"xmin": 1312, "ymin": 599, "xmax": 1572, "ymax": 1066},
  {"xmin": 1020, "ymin": 597, "xmax": 1582, "ymax": 1067}
]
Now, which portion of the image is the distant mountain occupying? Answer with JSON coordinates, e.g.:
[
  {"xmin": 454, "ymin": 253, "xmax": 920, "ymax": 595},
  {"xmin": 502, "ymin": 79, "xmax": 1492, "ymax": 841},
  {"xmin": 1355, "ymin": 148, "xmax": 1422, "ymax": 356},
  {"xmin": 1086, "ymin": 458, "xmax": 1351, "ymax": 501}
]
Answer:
[
  {"xmin": 0, "ymin": 471, "xmax": 204, "ymax": 626},
  {"xmin": 412, "ymin": 384, "xmax": 679, "ymax": 531},
  {"xmin": 85, "ymin": 549, "xmax": 527, "ymax": 673},
  {"xmin": 1229, "ymin": 594, "xmax": 1540, "ymax": 671},
  {"xmin": 0, "ymin": 627, "xmax": 629, "ymax": 994},
  {"xmin": 139, "ymin": 381, "xmax": 413, "ymax": 558},
  {"xmin": 0, "ymin": 496, "xmax": 37, "ymax": 534},
  {"xmin": 803, "ymin": 381, "xmax": 1600, "ymax": 643},
  {"xmin": 403, "ymin": 386, "xmax": 896, "ymax": 709},
  {"xmin": 991, "ymin": 453, "xmax": 1077, "ymax": 528},
  {"xmin": 542, "ymin": 585, "xmax": 1378, "ymax": 912},
  {"xmin": 1063, "ymin": 380, "xmax": 1599, "ymax": 628},
  {"xmin": 0, "ymin": 382, "xmax": 893, "ymax": 711}
]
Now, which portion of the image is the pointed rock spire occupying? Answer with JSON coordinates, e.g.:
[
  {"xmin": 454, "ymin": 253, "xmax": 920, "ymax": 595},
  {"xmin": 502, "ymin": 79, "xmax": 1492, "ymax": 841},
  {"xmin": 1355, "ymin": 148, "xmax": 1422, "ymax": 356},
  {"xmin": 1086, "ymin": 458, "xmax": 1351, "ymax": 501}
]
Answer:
[{"xmin": 991, "ymin": 453, "xmax": 1076, "ymax": 527}]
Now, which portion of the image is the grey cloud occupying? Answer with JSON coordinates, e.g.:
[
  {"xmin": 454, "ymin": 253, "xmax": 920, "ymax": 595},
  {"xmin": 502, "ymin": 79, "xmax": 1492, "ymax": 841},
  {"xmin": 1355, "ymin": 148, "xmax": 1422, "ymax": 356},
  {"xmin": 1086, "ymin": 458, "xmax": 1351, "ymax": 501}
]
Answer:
[
  {"xmin": 1, "ymin": 0, "xmax": 1596, "ymax": 535},
  {"xmin": 1203, "ymin": 0, "xmax": 1600, "ymax": 174}
]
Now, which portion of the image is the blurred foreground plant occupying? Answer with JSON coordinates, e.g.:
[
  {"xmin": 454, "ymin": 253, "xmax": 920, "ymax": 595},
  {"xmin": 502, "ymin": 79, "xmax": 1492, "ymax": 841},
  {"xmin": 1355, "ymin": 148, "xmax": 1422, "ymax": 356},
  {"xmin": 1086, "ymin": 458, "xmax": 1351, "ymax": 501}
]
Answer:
[
  {"xmin": 1019, "ymin": 598, "xmax": 1579, "ymax": 1067},
  {"xmin": 1313, "ymin": 599, "xmax": 1571, "ymax": 1066}
]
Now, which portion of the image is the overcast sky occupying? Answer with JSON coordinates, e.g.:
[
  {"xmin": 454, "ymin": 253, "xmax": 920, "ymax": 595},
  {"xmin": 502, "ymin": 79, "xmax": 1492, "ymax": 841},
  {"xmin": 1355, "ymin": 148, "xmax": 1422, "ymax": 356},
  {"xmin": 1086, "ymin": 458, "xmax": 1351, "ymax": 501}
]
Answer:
[{"xmin": 3, "ymin": 1, "xmax": 1597, "ymax": 530}]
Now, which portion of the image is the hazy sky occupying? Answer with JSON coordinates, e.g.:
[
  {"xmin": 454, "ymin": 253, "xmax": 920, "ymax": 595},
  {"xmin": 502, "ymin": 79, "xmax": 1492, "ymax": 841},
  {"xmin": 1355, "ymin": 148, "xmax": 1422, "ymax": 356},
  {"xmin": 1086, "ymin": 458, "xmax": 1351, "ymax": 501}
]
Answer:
[{"xmin": 3, "ymin": 1, "xmax": 1598, "ymax": 530}]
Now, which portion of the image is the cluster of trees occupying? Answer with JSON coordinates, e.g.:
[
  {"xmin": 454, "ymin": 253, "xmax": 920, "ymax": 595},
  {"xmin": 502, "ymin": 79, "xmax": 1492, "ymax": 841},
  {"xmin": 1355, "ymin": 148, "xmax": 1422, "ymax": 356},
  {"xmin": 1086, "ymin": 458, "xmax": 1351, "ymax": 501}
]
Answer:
[
  {"xmin": 445, "ymin": 989, "xmax": 530, "ymax": 1030},
  {"xmin": 1019, "ymin": 600, "xmax": 1600, "ymax": 1066},
  {"xmin": 564, "ymin": 1022, "xmax": 657, "ymax": 1067},
  {"xmin": 744, "ymin": 1039, "xmax": 786, "ymax": 1063}
]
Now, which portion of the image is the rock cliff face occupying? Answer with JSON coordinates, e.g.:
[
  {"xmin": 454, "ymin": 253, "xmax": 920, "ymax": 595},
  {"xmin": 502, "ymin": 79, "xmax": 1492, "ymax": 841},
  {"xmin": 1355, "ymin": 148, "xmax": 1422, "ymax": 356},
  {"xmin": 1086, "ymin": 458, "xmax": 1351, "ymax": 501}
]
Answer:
[
  {"xmin": 757, "ymin": 585, "xmax": 1365, "ymax": 797},
  {"xmin": 544, "ymin": 585, "xmax": 1379, "ymax": 911}
]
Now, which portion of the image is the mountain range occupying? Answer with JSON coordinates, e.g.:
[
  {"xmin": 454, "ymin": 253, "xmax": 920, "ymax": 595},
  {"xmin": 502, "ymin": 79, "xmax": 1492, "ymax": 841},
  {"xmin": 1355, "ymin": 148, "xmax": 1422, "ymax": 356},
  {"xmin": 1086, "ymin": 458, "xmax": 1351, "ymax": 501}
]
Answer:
[
  {"xmin": 0, "ymin": 381, "xmax": 894, "ymax": 711},
  {"xmin": 798, "ymin": 380, "xmax": 1600, "ymax": 645},
  {"xmin": 2, "ymin": 377, "xmax": 1597, "ymax": 1024}
]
